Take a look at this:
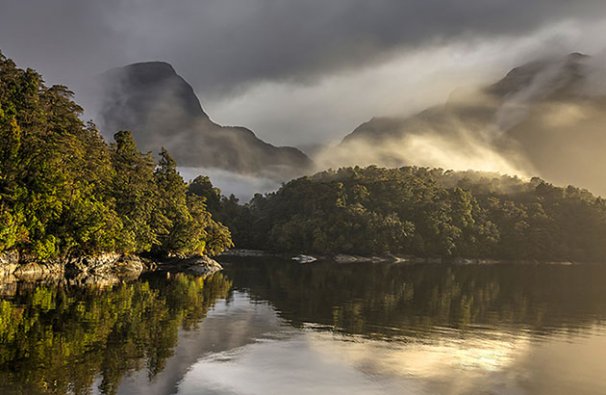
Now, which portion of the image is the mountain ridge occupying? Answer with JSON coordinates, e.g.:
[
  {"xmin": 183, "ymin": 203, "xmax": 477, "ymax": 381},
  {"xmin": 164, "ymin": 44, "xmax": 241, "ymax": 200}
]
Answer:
[
  {"xmin": 98, "ymin": 62, "xmax": 313, "ymax": 179},
  {"xmin": 337, "ymin": 52, "xmax": 606, "ymax": 196}
]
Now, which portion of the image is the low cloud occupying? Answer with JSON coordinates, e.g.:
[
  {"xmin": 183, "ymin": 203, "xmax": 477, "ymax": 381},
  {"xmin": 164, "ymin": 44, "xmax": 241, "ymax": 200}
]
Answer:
[
  {"xmin": 3, "ymin": 1, "xmax": 606, "ymax": 196},
  {"xmin": 314, "ymin": 127, "xmax": 531, "ymax": 180},
  {"xmin": 178, "ymin": 167, "xmax": 281, "ymax": 201},
  {"xmin": 207, "ymin": 20, "xmax": 606, "ymax": 147}
]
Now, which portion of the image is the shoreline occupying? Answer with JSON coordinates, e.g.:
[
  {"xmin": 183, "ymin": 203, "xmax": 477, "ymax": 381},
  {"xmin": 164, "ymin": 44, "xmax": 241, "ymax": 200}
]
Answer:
[
  {"xmin": 0, "ymin": 247, "xmax": 592, "ymax": 287},
  {"xmin": 0, "ymin": 250, "xmax": 223, "ymax": 286},
  {"xmin": 220, "ymin": 249, "xmax": 588, "ymax": 266}
]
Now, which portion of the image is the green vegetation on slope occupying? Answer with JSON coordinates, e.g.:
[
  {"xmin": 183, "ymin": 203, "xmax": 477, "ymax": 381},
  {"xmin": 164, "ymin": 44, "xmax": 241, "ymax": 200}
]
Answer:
[
  {"xmin": 0, "ymin": 52, "xmax": 233, "ymax": 261},
  {"xmin": 212, "ymin": 166, "xmax": 606, "ymax": 262}
]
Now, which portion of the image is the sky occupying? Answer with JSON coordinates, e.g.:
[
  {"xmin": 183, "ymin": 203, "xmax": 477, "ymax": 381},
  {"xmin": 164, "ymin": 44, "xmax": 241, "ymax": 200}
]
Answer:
[{"xmin": 2, "ymin": 0, "xmax": 606, "ymax": 148}]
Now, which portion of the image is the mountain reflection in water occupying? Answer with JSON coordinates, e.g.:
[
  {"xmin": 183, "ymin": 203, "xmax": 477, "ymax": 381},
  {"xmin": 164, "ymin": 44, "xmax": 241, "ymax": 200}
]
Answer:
[{"xmin": 1, "ymin": 259, "xmax": 605, "ymax": 395}]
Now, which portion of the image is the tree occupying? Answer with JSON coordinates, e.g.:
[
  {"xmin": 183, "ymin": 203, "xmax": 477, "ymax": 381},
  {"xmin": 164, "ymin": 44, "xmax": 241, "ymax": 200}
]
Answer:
[
  {"xmin": 152, "ymin": 148, "xmax": 194, "ymax": 256},
  {"xmin": 110, "ymin": 130, "xmax": 157, "ymax": 253},
  {"xmin": 0, "ymin": 52, "xmax": 233, "ymax": 262},
  {"xmin": 0, "ymin": 52, "xmax": 120, "ymax": 258},
  {"xmin": 217, "ymin": 165, "xmax": 606, "ymax": 261}
]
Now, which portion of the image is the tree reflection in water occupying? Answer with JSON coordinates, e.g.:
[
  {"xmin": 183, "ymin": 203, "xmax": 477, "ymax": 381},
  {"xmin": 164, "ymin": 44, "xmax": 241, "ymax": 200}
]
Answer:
[
  {"xmin": 0, "ymin": 272, "xmax": 232, "ymax": 395},
  {"xmin": 225, "ymin": 259, "xmax": 606, "ymax": 340},
  {"xmin": 2, "ymin": 259, "xmax": 606, "ymax": 395}
]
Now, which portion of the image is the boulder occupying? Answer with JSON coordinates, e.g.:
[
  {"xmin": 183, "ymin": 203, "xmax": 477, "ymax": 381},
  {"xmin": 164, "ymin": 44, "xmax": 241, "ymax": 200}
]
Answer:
[
  {"xmin": 66, "ymin": 254, "xmax": 153, "ymax": 277},
  {"xmin": 13, "ymin": 262, "xmax": 64, "ymax": 281},
  {"xmin": 183, "ymin": 255, "xmax": 223, "ymax": 275},
  {"xmin": 292, "ymin": 255, "xmax": 318, "ymax": 264},
  {"xmin": 0, "ymin": 250, "xmax": 19, "ymax": 277},
  {"xmin": 158, "ymin": 255, "xmax": 223, "ymax": 275},
  {"xmin": 333, "ymin": 254, "xmax": 389, "ymax": 264}
]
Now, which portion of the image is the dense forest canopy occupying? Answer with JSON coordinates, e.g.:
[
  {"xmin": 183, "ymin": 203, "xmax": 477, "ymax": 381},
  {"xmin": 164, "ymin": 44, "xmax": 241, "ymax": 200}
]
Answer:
[
  {"xmin": 213, "ymin": 166, "xmax": 606, "ymax": 262},
  {"xmin": 0, "ymin": 52, "xmax": 232, "ymax": 261}
]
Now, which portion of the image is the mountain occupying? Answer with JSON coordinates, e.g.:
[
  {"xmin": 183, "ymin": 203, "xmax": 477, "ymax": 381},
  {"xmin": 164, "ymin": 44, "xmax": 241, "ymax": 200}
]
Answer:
[
  {"xmin": 338, "ymin": 53, "xmax": 606, "ymax": 196},
  {"xmin": 97, "ymin": 62, "xmax": 312, "ymax": 179}
]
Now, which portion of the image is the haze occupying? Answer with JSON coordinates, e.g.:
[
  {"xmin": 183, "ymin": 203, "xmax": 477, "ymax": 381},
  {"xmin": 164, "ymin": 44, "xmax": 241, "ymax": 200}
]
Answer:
[{"xmin": 2, "ymin": 0, "xmax": 606, "ymax": 196}]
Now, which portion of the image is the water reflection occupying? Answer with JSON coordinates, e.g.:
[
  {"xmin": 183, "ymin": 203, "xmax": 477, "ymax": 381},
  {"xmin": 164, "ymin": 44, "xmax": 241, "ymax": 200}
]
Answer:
[
  {"xmin": 225, "ymin": 259, "xmax": 606, "ymax": 338},
  {"xmin": 176, "ymin": 259, "xmax": 606, "ymax": 395},
  {"xmin": 0, "ymin": 273, "xmax": 232, "ymax": 395},
  {"xmin": 178, "ymin": 325, "xmax": 606, "ymax": 395},
  {"xmin": 1, "ymin": 260, "xmax": 606, "ymax": 395}
]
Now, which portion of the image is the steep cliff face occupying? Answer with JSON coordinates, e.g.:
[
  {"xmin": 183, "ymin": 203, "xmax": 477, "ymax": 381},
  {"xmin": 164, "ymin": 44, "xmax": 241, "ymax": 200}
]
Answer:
[
  {"xmin": 338, "ymin": 53, "xmax": 606, "ymax": 195},
  {"xmin": 99, "ymin": 62, "xmax": 312, "ymax": 179}
]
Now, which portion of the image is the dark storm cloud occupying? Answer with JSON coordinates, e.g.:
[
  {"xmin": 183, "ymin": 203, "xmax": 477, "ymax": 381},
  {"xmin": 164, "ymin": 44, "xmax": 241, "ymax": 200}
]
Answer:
[
  {"xmin": 0, "ymin": 0, "xmax": 125, "ymax": 87},
  {"xmin": 1, "ymin": 0, "xmax": 605, "ymax": 96}
]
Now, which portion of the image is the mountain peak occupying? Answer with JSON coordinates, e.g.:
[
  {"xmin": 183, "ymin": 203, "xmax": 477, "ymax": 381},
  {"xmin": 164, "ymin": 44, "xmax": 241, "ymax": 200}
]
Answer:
[
  {"xmin": 102, "ymin": 61, "xmax": 207, "ymax": 120},
  {"xmin": 98, "ymin": 61, "xmax": 312, "ymax": 178},
  {"xmin": 338, "ymin": 51, "xmax": 606, "ymax": 196},
  {"xmin": 116, "ymin": 61, "xmax": 177, "ymax": 83},
  {"xmin": 487, "ymin": 52, "xmax": 590, "ymax": 98}
]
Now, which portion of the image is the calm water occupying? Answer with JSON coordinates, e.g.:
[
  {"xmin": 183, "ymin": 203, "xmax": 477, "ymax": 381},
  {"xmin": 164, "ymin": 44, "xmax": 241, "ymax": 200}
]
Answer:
[{"xmin": 1, "ymin": 259, "xmax": 606, "ymax": 395}]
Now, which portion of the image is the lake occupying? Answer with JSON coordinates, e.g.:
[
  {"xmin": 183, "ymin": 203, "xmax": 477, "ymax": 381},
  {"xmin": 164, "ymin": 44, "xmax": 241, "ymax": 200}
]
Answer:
[{"xmin": 1, "ymin": 258, "xmax": 605, "ymax": 395}]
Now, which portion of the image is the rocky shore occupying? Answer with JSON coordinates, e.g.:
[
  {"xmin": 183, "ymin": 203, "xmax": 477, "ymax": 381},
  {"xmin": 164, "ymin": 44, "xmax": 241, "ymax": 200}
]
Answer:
[
  {"xmin": 0, "ymin": 250, "xmax": 223, "ymax": 287},
  {"xmin": 220, "ymin": 249, "xmax": 573, "ymax": 266}
]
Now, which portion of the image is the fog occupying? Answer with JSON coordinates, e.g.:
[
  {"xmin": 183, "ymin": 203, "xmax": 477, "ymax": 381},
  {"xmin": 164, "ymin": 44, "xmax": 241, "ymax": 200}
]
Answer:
[
  {"xmin": 2, "ymin": 1, "xmax": 606, "ymax": 197},
  {"xmin": 178, "ymin": 167, "xmax": 281, "ymax": 201},
  {"xmin": 2, "ymin": 1, "xmax": 606, "ymax": 146}
]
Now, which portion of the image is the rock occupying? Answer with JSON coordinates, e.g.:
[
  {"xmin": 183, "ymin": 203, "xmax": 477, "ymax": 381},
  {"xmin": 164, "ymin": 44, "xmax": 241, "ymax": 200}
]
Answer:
[
  {"xmin": 66, "ymin": 253, "xmax": 153, "ymax": 277},
  {"xmin": 389, "ymin": 256, "xmax": 415, "ymax": 263},
  {"xmin": 112, "ymin": 255, "xmax": 150, "ymax": 274},
  {"xmin": 0, "ymin": 251, "xmax": 157, "ymax": 285},
  {"xmin": 219, "ymin": 249, "xmax": 269, "ymax": 257},
  {"xmin": 0, "ymin": 250, "xmax": 19, "ymax": 277},
  {"xmin": 67, "ymin": 253, "xmax": 122, "ymax": 274},
  {"xmin": 333, "ymin": 254, "xmax": 389, "ymax": 264},
  {"xmin": 13, "ymin": 262, "xmax": 64, "ymax": 281},
  {"xmin": 292, "ymin": 255, "xmax": 317, "ymax": 264},
  {"xmin": 184, "ymin": 256, "xmax": 223, "ymax": 275},
  {"xmin": 157, "ymin": 255, "xmax": 223, "ymax": 275}
]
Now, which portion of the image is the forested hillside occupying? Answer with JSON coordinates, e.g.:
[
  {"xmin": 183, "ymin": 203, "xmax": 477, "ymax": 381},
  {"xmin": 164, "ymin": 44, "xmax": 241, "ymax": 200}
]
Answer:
[
  {"xmin": 213, "ymin": 166, "xmax": 606, "ymax": 262},
  {"xmin": 0, "ymin": 52, "xmax": 232, "ymax": 262}
]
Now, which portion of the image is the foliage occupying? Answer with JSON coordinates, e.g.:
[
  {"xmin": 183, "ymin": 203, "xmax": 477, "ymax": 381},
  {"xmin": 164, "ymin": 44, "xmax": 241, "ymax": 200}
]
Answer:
[
  {"xmin": 0, "ymin": 52, "xmax": 232, "ymax": 261},
  {"xmin": 216, "ymin": 166, "xmax": 606, "ymax": 261},
  {"xmin": 0, "ymin": 272, "xmax": 232, "ymax": 395}
]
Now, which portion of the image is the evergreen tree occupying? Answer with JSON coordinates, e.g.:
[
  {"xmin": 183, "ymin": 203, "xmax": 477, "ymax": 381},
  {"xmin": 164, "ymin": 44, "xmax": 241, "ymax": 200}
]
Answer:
[
  {"xmin": 0, "ymin": 53, "xmax": 120, "ymax": 258},
  {"xmin": 0, "ymin": 52, "xmax": 233, "ymax": 262},
  {"xmin": 110, "ymin": 130, "xmax": 157, "ymax": 252},
  {"xmin": 153, "ymin": 148, "xmax": 200, "ymax": 256},
  {"xmin": 220, "ymin": 166, "xmax": 606, "ymax": 261}
]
